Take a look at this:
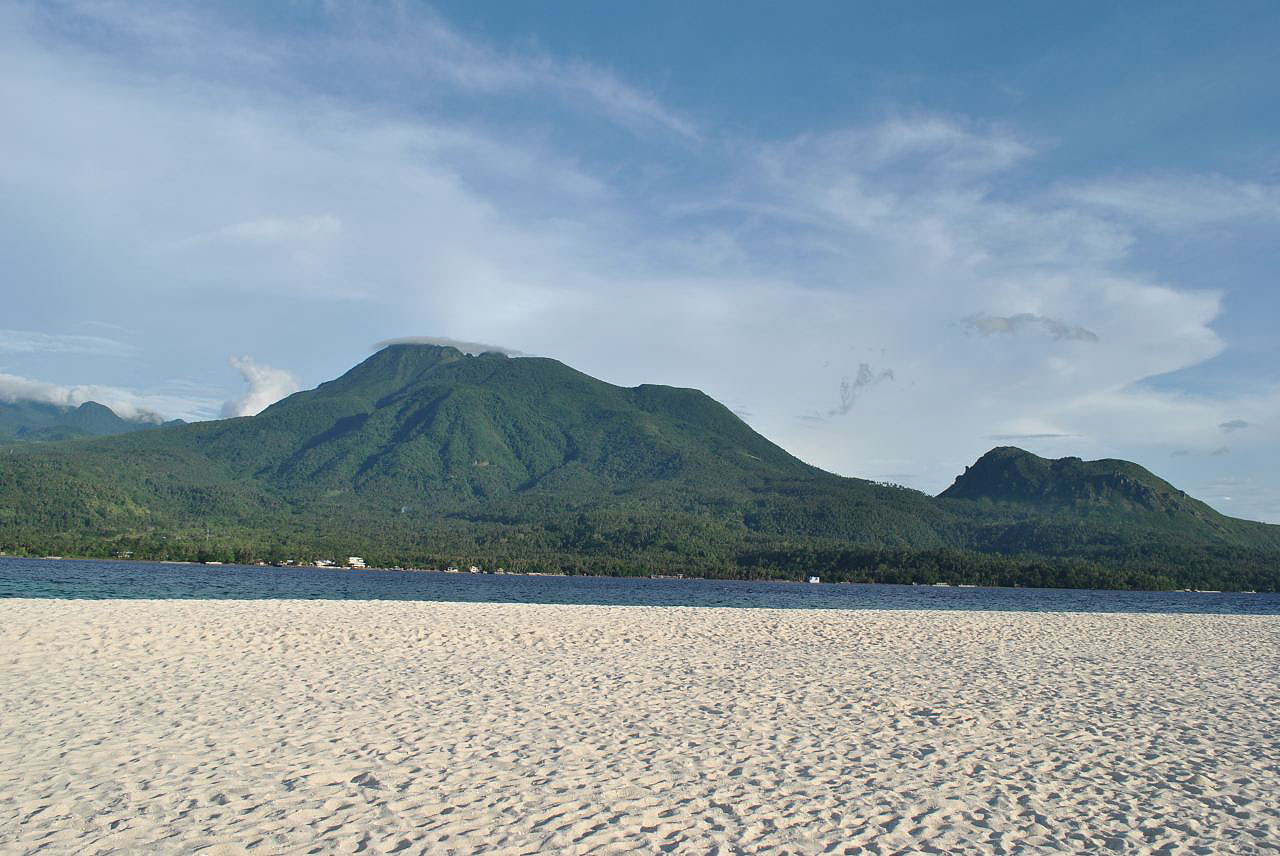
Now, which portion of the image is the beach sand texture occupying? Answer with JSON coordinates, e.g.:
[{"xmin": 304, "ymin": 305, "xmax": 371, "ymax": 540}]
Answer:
[{"xmin": 1, "ymin": 600, "xmax": 1277, "ymax": 855}]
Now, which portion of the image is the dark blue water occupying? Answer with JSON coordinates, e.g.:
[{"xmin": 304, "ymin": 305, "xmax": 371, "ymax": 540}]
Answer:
[{"xmin": 1, "ymin": 556, "xmax": 1277, "ymax": 614}]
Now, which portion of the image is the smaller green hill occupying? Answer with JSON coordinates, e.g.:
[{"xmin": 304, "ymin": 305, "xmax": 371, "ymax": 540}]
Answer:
[
  {"xmin": 939, "ymin": 446, "xmax": 1280, "ymax": 557},
  {"xmin": 942, "ymin": 446, "xmax": 1213, "ymax": 515},
  {"xmin": 0, "ymin": 400, "xmax": 155, "ymax": 443}
]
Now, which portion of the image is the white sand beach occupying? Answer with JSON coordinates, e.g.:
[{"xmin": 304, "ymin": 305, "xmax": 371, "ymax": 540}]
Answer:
[{"xmin": 1, "ymin": 599, "xmax": 1277, "ymax": 854}]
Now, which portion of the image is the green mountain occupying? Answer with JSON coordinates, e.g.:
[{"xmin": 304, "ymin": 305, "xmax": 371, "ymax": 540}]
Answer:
[
  {"xmin": 938, "ymin": 445, "xmax": 1280, "ymax": 564},
  {"xmin": 943, "ymin": 446, "xmax": 1221, "ymax": 517},
  {"xmin": 0, "ymin": 399, "xmax": 156, "ymax": 443},
  {"xmin": 1, "ymin": 345, "xmax": 1277, "ymax": 589},
  {"xmin": 196, "ymin": 343, "xmax": 821, "ymax": 495}
]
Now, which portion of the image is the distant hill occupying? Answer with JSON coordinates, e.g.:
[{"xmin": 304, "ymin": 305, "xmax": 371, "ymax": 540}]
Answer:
[
  {"xmin": 0, "ymin": 399, "xmax": 161, "ymax": 443},
  {"xmin": 943, "ymin": 446, "xmax": 1211, "ymax": 514},
  {"xmin": 939, "ymin": 445, "xmax": 1280, "ymax": 558},
  {"xmin": 0, "ymin": 345, "xmax": 1277, "ymax": 589}
]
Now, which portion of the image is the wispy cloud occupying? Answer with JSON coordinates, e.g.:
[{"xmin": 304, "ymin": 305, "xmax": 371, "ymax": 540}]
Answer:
[
  {"xmin": 762, "ymin": 118, "xmax": 1033, "ymax": 181},
  {"xmin": 0, "ymin": 329, "xmax": 135, "ymax": 356},
  {"xmin": 1219, "ymin": 418, "xmax": 1249, "ymax": 433},
  {"xmin": 180, "ymin": 215, "xmax": 343, "ymax": 247},
  {"xmin": 829, "ymin": 363, "xmax": 894, "ymax": 416},
  {"xmin": 354, "ymin": 7, "xmax": 700, "ymax": 140},
  {"xmin": 1063, "ymin": 174, "xmax": 1280, "ymax": 230},
  {"xmin": 29, "ymin": 0, "xmax": 697, "ymax": 142}
]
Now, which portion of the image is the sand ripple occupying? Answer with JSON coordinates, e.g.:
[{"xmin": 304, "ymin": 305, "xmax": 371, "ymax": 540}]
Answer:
[{"xmin": 1, "ymin": 600, "xmax": 1278, "ymax": 854}]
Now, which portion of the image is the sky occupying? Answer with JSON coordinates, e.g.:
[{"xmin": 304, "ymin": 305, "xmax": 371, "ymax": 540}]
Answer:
[{"xmin": 2, "ymin": 0, "xmax": 1279, "ymax": 521}]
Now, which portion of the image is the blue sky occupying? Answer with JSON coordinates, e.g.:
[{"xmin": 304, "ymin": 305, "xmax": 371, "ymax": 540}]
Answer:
[{"xmin": 2, "ymin": 1, "xmax": 1278, "ymax": 520}]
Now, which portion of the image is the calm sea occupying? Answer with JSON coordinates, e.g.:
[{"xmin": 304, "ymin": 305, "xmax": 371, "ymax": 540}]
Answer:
[{"xmin": 1, "ymin": 557, "xmax": 1277, "ymax": 614}]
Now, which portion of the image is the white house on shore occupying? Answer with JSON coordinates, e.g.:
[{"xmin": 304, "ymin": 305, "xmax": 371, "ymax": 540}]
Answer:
[{"xmin": 347, "ymin": 556, "xmax": 367, "ymax": 569}]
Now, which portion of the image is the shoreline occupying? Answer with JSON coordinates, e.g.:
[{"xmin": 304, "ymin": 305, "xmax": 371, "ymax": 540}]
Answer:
[{"xmin": 2, "ymin": 555, "xmax": 1275, "ymax": 597}]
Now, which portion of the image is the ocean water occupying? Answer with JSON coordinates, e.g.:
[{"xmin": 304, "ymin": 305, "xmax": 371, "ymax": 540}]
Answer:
[{"xmin": 1, "ymin": 557, "xmax": 1277, "ymax": 614}]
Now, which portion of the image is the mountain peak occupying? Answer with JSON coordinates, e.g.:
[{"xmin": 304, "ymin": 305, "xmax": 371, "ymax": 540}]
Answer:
[
  {"xmin": 1, "ymin": 398, "xmax": 140, "ymax": 442},
  {"xmin": 213, "ymin": 341, "xmax": 815, "ymax": 500},
  {"xmin": 74, "ymin": 400, "xmax": 118, "ymax": 417},
  {"xmin": 363, "ymin": 341, "xmax": 469, "ymax": 368},
  {"xmin": 308, "ymin": 343, "xmax": 469, "ymax": 400}
]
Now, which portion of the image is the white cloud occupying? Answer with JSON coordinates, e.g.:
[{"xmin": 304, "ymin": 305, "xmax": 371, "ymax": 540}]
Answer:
[
  {"xmin": 0, "ymin": 371, "xmax": 212, "ymax": 422},
  {"xmin": 345, "ymin": 6, "xmax": 699, "ymax": 139},
  {"xmin": 185, "ymin": 215, "xmax": 343, "ymax": 246},
  {"xmin": 372, "ymin": 337, "xmax": 525, "ymax": 357},
  {"xmin": 221, "ymin": 356, "xmax": 300, "ymax": 418},
  {"xmin": 850, "ymin": 116, "xmax": 1034, "ymax": 173},
  {"xmin": 1062, "ymin": 174, "xmax": 1280, "ymax": 230},
  {"xmin": 22, "ymin": 0, "xmax": 696, "ymax": 141},
  {"xmin": 0, "ymin": 329, "xmax": 135, "ymax": 356}
]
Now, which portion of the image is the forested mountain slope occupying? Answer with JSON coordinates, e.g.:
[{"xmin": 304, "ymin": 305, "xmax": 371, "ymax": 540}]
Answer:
[{"xmin": 0, "ymin": 345, "xmax": 953, "ymax": 568}]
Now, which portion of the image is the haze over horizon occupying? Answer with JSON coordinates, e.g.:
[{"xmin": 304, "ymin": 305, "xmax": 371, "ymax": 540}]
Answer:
[{"xmin": 2, "ymin": 1, "xmax": 1277, "ymax": 521}]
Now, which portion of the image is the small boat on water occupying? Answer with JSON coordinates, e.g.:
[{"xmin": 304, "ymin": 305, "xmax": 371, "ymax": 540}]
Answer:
[{"xmin": 807, "ymin": 576, "xmax": 820, "ymax": 584}]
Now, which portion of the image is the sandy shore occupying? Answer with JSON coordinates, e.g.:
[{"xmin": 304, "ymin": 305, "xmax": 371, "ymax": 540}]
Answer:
[{"xmin": 1, "ymin": 600, "xmax": 1277, "ymax": 855}]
